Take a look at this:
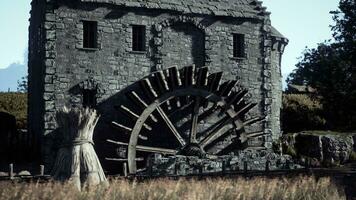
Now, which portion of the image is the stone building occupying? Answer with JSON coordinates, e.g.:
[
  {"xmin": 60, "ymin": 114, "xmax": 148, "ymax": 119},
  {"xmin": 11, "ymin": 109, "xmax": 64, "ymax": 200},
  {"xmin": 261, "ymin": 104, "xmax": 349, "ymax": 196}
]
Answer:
[{"xmin": 28, "ymin": 0, "xmax": 288, "ymax": 170}]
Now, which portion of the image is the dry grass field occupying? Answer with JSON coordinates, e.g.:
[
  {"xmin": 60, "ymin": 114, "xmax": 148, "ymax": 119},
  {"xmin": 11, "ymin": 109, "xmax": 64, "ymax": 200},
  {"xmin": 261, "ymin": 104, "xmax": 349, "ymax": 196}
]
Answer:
[{"xmin": 0, "ymin": 176, "xmax": 345, "ymax": 200}]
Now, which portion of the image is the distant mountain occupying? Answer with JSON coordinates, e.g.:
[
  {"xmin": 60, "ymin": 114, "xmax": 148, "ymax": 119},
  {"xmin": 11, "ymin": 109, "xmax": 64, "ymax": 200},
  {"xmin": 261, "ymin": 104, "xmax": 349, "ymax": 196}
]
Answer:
[{"xmin": 0, "ymin": 63, "xmax": 27, "ymax": 92}]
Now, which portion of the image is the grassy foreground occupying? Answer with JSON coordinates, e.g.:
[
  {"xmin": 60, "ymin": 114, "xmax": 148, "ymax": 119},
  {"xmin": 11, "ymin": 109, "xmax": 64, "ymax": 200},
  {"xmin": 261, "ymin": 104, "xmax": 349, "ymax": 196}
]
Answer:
[{"xmin": 0, "ymin": 176, "xmax": 345, "ymax": 200}]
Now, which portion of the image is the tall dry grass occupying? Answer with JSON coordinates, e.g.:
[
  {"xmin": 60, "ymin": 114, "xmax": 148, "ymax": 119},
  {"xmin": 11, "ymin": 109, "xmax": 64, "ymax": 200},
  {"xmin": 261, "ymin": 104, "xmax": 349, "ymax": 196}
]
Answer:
[{"xmin": 0, "ymin": 176, "xmax": 345, "ymax": 200}]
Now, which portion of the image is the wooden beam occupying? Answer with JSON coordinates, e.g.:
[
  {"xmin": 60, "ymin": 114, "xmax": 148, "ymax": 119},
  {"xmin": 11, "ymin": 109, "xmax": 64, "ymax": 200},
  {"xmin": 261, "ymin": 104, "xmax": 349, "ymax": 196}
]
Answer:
[
  {"xmin": 128, "ymin": 91, "xmax": 158, "ymax": 122},
  {"xmin": 107, "ymin": 139, "xmax": 177, "ymax": 155},
  {"xmin": 236, "ymin": 103, "xmax": 257, "ymax": 117},
  {"xmin": 208, "ymin": 72, "xmax": 223, "ymax": 92},
  {"xmin": 225, "ymin": 90, "xmax": 248, "ymax": 110},
  {"xmin": 141, "ymin": 78, "xmax": 158, "ymax": 98},
  {"xmin": 197, "ymin": 67, "xmax": 209, "ymax": 87},
  {"xmin": 199, "ymin": 123, "xmax": 234, "ymax": 148},
  {"xmin": 183, "ymin": 65, "xmax": 195, "ymax": 86},
  {"xmin": 168, "ymin": 66, "xmax": 182, "ymax": 88},
  {"xmin": 239, "ymin": 131, "xmax": 266, "ymax": 143},
  {"xmin": 105, "ymin": 157, "xmax": 144, "ymax": 162},
  {"xmin": 243, "ymin": 116, "xmax": 266, "ymax": 126},
  {"xmin": 119, "ymin": 105, "xmax": 152, "ymax": 131},
  {"xmin": 112, "ymin": 121, "xmax": 132, "ymax": 132},
  {"xmin": 218, "ymin": 80, "xmax": 238, "ymax": 96},
  {"xmin": 157, "ymin": 106, "xmax": 186, "ymax": 146},
  {"xmin": 156, "ymin": 71, "xmax": 169, "ymax": 91},
  {"xmin": 190, "ymin": 97, "xmax": 201, "ymax": 143},
  {"xmin": 199, "ymin": 112, "xmax": 262, "ymax": 148},
  {"xmin": 111, "ymin": 121, "xmax": 148, "ymax": 140}
]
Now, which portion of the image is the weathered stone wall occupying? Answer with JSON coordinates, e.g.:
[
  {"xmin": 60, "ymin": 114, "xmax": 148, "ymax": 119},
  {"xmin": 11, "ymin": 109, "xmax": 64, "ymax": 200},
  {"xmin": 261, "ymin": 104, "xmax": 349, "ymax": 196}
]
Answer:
[
  {"xmin": 149, "ymin": 151, "xmax": 300, "ymax": 176},
  {"xmin": 270, "ymin": 46, "xmax": 283, "ymax": 140},
  {"xmin": 51, "ymin": 4, "xmax": 267, "ymax": 129},
  {"xmin": 28, "ymin": 0, "xmax": 286, "ymax": 170},
  {"xmin": 161, "ymin": 23, "xmax": 205, "ymax": 68}
]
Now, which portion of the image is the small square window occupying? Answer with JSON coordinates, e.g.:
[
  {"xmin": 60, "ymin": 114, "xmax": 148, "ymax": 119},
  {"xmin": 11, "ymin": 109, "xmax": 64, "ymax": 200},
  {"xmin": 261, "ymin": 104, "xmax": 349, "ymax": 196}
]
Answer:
[
  {"xmin": 132, "ymin": 25, "xmax": 146, "ymax": 52},
  {"xmin": 233, "ymin": 34, "xmax": 245, "ymax": 58},
  {"xmin": 82, "ymin": 89, "xmax": 97, "ymax": 108},
  {"xmin": 83, "ymin": 21, "xmax": 98, "ymax": 49}
]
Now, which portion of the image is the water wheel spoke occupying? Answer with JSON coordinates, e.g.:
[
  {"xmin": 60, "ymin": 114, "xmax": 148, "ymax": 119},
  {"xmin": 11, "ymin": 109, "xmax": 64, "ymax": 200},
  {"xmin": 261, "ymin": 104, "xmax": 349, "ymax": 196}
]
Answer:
[
  {"xmin": 157, "ymin": 106, "xmax": 186, "ymax": 146},
  {"xmin": 222, "ymin": 89, "xmax": 248, "ymax": 113},
  {"xmin": 199, "ymin": 123, "xmax": 234, "ymax": 148},
  {"xmin": 107, "ymin": 139, "xmax": 177, "ymax": 154},
  {"xmin": 236, "ymin": 103, "xmax": 257, "ymax": 116},
  {"xmin": 199, "ymin": 115, "xmax": 232, "ymax": 146},
  {"xmin": 168, "ymin": 100, "xmax": 194, "ymax": 117},
  {"xmin": 218, "ymin": 80, "xmax": 238, "ymax": 96},
  {"xmin": 106, "ymin": 157, "xmax": 144, "ymax": 162},
  {"xmin": 232, "ymin": 89, "xmax": 248, "ymax": 106},
  {"xmin": 243, "ymin": 116, "xmax": 266, "ymax": 126},
  {"xmin": 224, "ymin": 103, "xmax": 257, "ymax": 128},
  {"xmin": 239, "ymin": 131, "xmax": 267, "ymax": 143},
  {"xmin": 179, "ymin": 103, "xmax": 217, "ymax": 135},
  {"xmin": 190, "ymin": 97, "xmax": 201, "ymax": 143}
]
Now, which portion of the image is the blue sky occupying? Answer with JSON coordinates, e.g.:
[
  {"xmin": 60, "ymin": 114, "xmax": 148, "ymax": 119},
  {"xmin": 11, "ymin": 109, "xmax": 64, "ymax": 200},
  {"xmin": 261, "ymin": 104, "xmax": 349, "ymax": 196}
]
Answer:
[
  {"xmin": 263, "ymin": 0, "xmax": 339, "ymax": 82},
  {"xmin": 0, "ymin": 0, "xmax": 340, "ymax": 88},
  {"xmin": 0, "ymin": 1, "xmax": 31, "ymax": 68}
]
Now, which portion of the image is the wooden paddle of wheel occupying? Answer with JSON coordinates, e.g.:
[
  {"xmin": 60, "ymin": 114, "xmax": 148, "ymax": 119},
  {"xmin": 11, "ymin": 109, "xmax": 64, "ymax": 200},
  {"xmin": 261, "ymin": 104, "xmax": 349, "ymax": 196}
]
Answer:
[{"xmin": 106, "ymin": 65, "xmax": 268, "ymax": 175}]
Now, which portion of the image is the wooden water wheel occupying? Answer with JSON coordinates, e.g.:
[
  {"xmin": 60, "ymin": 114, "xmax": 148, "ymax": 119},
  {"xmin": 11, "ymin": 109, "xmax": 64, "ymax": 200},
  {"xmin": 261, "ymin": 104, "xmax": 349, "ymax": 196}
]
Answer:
[{"xmin": 106, "ymin": 65, "xmax": 267, "ymax": 174}]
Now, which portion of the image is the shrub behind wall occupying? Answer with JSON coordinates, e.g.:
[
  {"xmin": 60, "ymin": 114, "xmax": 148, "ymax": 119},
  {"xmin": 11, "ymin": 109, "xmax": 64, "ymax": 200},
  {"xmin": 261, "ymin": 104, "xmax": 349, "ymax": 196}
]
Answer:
[
  {"xmin": 0, "ymin": 92, "xmax": 27, "ymax": 129},
  {"xmin": 282, "ymin": 94, "xmax": 326, "ymax": 133}
]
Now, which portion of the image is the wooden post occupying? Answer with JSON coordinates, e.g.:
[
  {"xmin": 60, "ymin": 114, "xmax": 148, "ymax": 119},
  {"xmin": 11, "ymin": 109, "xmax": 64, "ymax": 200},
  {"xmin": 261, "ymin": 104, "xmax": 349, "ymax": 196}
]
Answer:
[
  {"xmin": 9, "ymin": 164, "xmax": 14, "ymax": 179},
  {"xmin": 265, "ymin": 160, "xmax": 270, "ymax": 172},
  {"xmin": 174, "ymin": 162, "xmax": 178, "ymax": 175},
  {"xmin": 199, "ymin": 165, "xmax": 203, "ymax": 174},
  {"xmin": 147, "ymin": 157, "xmax": 153, "ymax": 177},
  {"xmin": 123, "ymin": 163, "xmax": 128, "ymax": 177},
  {"xmin": 243, "ymin": 161, "xmax": 248, "ymax": 176},
  {"xmin": 40, "ymin": 165, "xmax": 45, "ymax": 176},
  {"xmin": 286, "ymin": 160, "xmax": 290, "ymax": 169},
  {"xmin": 222, "ymin": 161, "xmax": 226, "ymax": 174}
]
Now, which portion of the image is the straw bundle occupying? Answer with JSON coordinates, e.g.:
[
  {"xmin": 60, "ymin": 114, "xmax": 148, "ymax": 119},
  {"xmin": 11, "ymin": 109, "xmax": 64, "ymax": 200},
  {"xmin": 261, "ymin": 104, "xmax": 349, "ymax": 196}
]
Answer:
[{"xmin": 51, "ymin": 107, "xmax": 108, "ymax": 190}]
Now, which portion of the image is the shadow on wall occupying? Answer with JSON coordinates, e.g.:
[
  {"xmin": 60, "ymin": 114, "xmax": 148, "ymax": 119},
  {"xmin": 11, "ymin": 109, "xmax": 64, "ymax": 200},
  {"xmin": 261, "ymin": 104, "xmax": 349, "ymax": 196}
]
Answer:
[{"xmin": 161, "ymin": 22, "xmax": 205, "ymax": 68}]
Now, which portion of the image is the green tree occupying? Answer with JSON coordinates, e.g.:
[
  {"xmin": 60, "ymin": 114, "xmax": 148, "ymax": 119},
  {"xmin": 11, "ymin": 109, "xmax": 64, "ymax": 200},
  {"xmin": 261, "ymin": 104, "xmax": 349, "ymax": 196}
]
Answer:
[
  {"xmin": 17, "ymin": 76, "xmax": 28, "ymax": 93},
  {"xmin": 287, "ymin": 0, "xmax": 356, "ymax": 130}
]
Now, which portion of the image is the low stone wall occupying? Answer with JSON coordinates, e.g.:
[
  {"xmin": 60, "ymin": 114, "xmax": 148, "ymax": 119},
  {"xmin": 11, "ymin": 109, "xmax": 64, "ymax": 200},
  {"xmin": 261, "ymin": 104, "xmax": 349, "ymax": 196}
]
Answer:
[
  {"xmin": 147, "ymin": 150, "xmax": 301, "ymax": 176},
  {"xmin": 281, "ymin": 132, "xmax": 355, "ymax": 166}
]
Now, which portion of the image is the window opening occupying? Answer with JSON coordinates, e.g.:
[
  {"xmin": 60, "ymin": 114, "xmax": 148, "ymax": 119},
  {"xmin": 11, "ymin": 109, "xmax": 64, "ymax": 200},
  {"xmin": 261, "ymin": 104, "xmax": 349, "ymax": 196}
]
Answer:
[
  {"xmin": 132, "ymin": 25, "xmax": 146, "ymax": 51},
  {"xmin": 233, "ymin": 34, "xmax": 245, "ymax": 58},
  {"xmin": 82, "ymin": 89, "xmax": 97, "ymax": 108},
  {"xmin": 83, "ymin": 21, "xmax": 98, "ymax": 48}
]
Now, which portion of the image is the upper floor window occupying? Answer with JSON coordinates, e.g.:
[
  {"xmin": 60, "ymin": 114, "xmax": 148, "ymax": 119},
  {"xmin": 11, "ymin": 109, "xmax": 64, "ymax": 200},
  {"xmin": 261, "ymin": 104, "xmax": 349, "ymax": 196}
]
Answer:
[
  {"xmin": 132, "ymin": 25, "xmax": 146, "ymax": 52},
  {"xmin": 233, "ymin": 34, "xmax": 245, "ymax": 58},
  {"xmin": 83, "ymin": 21, "xmax": 98, "ymax": 49}
]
